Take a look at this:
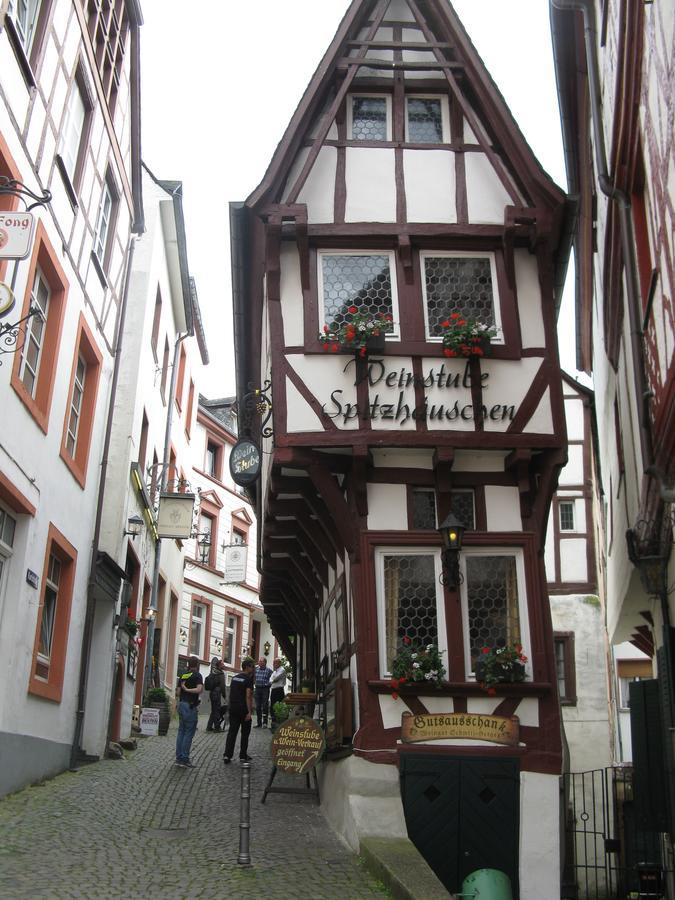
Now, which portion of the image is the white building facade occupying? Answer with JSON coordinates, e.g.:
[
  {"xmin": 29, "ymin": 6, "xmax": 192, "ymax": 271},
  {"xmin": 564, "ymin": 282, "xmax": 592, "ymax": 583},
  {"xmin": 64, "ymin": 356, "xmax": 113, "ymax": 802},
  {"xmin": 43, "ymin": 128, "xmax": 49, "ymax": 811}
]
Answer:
[{"xmin": 0, "ymin": 0, "xmax": 142, "ymax": 795}]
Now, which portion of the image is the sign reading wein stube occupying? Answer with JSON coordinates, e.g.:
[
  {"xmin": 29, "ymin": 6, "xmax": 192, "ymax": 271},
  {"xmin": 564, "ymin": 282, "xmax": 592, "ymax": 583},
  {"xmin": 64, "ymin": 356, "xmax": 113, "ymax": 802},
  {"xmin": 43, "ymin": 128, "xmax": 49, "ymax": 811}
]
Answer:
[{"xmin": 401, "ymin": 711, "xmax": 519, "ymax": 746}]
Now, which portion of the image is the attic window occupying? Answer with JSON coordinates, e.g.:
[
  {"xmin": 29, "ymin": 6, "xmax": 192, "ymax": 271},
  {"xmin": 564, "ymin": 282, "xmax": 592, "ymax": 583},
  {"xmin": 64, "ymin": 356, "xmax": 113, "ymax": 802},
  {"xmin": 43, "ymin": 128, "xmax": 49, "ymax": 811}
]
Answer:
[
  {"xmin": 406, "ymin": 97, "xmax": 444, "ymax": 143},
  {"xmin": 421, "ymin": 251, "xmax": 502, "ymax": 342},
  {"xmin": 349, "ymin": 95, "xmax": 389, "ymax": 141}
]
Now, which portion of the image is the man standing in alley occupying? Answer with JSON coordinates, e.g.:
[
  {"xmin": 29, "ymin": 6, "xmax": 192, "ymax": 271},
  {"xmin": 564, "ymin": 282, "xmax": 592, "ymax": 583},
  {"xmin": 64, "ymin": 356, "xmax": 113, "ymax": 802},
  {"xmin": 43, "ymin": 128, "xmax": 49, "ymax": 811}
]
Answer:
[
  {"xmin": 254, "ymin": 655, "xmax": 273, "ymax": 728},
  {"xmin": 269, "ymin": 657, "xmax": 287, "ymax": 727},
  {"xmin": 175, "ymin": 656, "xmax": 203, "ymax": 768},
  {"xmin": 223, "ymin": 657, "xmax": 255, "ymax": 765}
]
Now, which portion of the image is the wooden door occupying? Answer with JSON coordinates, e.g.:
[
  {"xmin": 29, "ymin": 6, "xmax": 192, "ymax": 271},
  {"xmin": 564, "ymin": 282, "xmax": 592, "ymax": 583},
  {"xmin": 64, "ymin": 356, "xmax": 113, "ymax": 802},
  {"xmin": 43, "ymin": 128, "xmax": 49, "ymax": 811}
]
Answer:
[{"xmin": 400, "ymin": 754, "xmax": 520, "ymax": 896}]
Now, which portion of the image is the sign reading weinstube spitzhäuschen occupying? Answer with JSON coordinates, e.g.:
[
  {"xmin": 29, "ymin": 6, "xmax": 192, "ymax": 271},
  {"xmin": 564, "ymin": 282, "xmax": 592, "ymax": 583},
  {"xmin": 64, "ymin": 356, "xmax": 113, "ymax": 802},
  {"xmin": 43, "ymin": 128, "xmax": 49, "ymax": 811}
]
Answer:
[{"xmin": 229, "ymin": 439, "xmax": 261, "ymax": 486}]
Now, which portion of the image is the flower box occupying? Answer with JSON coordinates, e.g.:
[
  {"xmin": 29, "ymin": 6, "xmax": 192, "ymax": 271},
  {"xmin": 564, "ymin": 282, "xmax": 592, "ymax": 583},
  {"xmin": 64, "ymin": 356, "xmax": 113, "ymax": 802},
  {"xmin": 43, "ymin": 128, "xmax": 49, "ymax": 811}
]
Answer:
[
  {"xmin": 439, "ymin": 312, "xmax": 498, "ymax": 358},
  {"xmin": 319, "ymin": 307, "xmax": 394, "ymax": 356}
]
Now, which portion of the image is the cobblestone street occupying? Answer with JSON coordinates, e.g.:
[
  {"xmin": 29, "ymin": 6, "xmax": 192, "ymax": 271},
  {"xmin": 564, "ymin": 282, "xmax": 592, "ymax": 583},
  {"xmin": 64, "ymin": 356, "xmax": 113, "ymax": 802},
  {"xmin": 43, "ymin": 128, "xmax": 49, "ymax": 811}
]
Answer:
[{"xmin": 0, "ymin": 724, "xmax": 391, "ymax": 899}]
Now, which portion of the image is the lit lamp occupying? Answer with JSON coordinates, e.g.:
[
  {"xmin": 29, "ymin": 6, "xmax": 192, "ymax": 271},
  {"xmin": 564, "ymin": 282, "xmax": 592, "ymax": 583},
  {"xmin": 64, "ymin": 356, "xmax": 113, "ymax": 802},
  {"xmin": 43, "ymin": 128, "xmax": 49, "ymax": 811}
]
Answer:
[
  {"xmin": 124, "ymin": 514, "xmax": 144, "ymax": 539},
  {"xmin": 263, "ymin": 640, "xmax": 271, "ymax": 656},
  {"xmin": 438, "ymin": 513, "xmax": 466, "ymax": 589},
  {"xmin": 197, "ymin": 533, "xmax": 211, "ymax": 564},
  {"xmin": 142, "ymin": 608, "xmax": 156, "ymax": 623}
]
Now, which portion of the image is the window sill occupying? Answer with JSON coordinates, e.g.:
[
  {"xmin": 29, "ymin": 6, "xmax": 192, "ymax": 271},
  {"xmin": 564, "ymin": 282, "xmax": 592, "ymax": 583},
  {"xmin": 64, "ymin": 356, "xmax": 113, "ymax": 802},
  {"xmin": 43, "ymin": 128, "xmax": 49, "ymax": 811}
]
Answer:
[{"xmin": 368, "ymin": 679, "xmax": 552, "ymax": 698}]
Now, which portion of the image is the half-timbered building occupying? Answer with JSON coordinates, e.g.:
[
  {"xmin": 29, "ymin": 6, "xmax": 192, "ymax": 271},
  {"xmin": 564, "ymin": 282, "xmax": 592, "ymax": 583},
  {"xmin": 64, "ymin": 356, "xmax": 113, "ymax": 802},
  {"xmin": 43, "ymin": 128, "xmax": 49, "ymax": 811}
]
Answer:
[{"xmin": 232, "ymin": 2, "xmax": 573, "ymax": 894}]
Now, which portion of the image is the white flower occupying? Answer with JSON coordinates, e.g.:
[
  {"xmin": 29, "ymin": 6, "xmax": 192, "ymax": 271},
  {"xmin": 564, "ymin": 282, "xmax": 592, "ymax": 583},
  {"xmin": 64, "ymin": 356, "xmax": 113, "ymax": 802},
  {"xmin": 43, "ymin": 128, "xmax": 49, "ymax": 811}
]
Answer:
[
  {"xmin": 412, "ymin": 662, "xmax": 420, "ymax": 669},
  {"xmin": 427, "ymin": 644, "xmax": 434, "ymax": 652},
  {"xmin": 425, "ymin": 672, "xmax": 432, "ymax": 680},
  {"xmin": 431, "ymin": 670, "xmax": 438, "ymax": 677},
  {"xmin": 358, "ymin": 324, "xmax": 366, "ymax": 332},
  {"xmin": 411, "ymin": 652, "xmax": 417, "ymax": 659}
]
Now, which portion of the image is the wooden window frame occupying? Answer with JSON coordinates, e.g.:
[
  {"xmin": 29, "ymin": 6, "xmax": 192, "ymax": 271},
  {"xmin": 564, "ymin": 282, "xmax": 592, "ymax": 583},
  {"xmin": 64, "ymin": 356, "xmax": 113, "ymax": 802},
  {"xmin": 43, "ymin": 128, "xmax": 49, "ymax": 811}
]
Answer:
[
  {"xmin": 28, "ymin": 523, "xmax": 77, "ymax": 702},
  {"xmin": 204, "ymin": 435, "xmax": 224, "ymax": 482},
  {"xmin": 231, "ymin": 508, "xmax": 251, "ymax": 545},
  {"xmin": 554, "ymin": 632, "xmax": 577, "ymax": 706},
  {"xmin": 5, "ymin": 0, "xmax": 52, "ymax": 87},
  {"xmin": 59, "ymin": 313, "xmax": 103, "ymax": 488},
  {"xmin": 558, "ymin": 500, "xmax": 576, "ymax": 533},
  {"xmin": 348, "ymin": 93, "xmax": 392, "ymax": 141},
  {"xmin": 91, "ymin": 169, "xmax": 119, "ymax": 279},
  {"xmin": 11, "ymin": 221, "xmax": 68, "ymax": 433},
  {"xmin": 189, "ymin": 594, "xmax": 212, "ymax": 663},
  {"xmin": 56, "ymin": 61, "xmax": 95, "ymax": 203},
  {"xmin": 223, "ymin": 607, "xmax": 243, "ymax": 671},
  {"xmin": 405, "ymin": 94, "xmax": 449, "ymax": 144}
]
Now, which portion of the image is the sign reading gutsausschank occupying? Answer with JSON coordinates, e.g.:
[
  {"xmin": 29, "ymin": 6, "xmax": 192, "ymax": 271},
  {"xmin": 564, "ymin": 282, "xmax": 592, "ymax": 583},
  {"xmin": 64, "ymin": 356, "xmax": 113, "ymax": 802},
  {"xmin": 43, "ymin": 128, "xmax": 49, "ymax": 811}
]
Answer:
[
  {"xmin": 229, "ymin": 439, "xmax": 261, "ymax": 486},
  {"xmin": 401, "ymin": 711, "xmax": 520, "ymax": 746},
  {"xmin": 271, "ymin": 716, "xmax": 325, "ymax": 775}
]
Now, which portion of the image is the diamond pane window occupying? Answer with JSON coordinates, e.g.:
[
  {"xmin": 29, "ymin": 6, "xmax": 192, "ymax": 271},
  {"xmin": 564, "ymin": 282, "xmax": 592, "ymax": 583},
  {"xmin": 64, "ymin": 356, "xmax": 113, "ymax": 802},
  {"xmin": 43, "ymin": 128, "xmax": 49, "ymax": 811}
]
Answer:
[
  {"xmin": 320, "ymin": 253, "xmax": 396, "ymax": 334},
  {"xmin": 411, "ymin": 489, "xmax": 436, "ymax": 529},
  {"xmin": 351, "ymin": 96, "xmax": 387, "ymax": 141},
  {"xmin": 382, "ymin": 553, "xmax": 439, "ymax": 673},
  {"xmin": 464, "ymin": 554, "xmax": 521, "ymax": 672},
  {"xmin": 423, "ymin": 254, "xmax": 496, "ymax": 337},
  {"xmin": 450, "ymin": 490, "xmax": 475, "ymax": 530},
  {"xmin": 407, "ymin": 98, "xmax": 443, "ymax": 143}
]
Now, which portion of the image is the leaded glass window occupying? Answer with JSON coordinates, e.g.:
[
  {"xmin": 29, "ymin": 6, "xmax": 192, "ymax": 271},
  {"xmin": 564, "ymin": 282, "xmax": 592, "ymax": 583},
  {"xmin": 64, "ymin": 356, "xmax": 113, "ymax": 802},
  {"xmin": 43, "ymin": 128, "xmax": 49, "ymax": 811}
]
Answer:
[
  {"xmin": 378, "ymin": 550, "xmax": 444, "ymax": 675},
  {"xmin": 559, "ymin": 501, "xmax": 575, "ymax": 531},
  {"xmin": 320, "ymin": 252, "xmax": 397, "ymax": 334},
  {"xmin": 407, "ymin": 97, "xmax": 443, "ymax": 143},
  {"xmin": 463, "ymin": 553, "xmax": 522, "ymax": 672},
  {"xmin": 351, "ymin": 96, "xmax": 387, "ymax": 141},
  {"xmin": 450, "ymin": 490, "xmax": 475, "ymax": 530},
  {"xmin": 422, "ymin": 253, "xmax": 497, "ymax": 338},
  {"xmin": 411, "ymin": 489, "xmax": 436, "ymax": 529}
]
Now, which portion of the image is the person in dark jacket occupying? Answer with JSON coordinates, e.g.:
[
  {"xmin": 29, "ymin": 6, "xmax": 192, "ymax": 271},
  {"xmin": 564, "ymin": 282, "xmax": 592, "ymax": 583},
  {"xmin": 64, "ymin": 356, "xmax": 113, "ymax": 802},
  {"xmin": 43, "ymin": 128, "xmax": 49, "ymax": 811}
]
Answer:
[{"xmin": 206, "ymin": 657, "xmax": 227, "ymax": 732}]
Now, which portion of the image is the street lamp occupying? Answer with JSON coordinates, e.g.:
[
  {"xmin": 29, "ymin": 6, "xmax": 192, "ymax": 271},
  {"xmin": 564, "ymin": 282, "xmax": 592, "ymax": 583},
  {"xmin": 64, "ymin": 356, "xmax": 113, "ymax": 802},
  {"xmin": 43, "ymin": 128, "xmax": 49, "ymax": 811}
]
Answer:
[
  {"xmin": 197, "ymin": 532, "xmax": 211, "ymax": 564},
  {"xmin": 123, "ymin": 514, "xmax": 144, "ymax": 539},
  {"xmin": 438, "ymin": 513, "xmax": 466, "ymax": 590}
]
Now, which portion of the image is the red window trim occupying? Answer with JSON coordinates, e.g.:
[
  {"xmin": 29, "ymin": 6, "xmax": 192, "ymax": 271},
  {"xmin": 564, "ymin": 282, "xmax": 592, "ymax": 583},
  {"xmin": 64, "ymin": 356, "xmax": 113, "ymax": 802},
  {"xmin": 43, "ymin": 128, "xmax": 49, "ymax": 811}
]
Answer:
[
  {"xmin": 189, "ymin": 594, "xmax": 213, "ymax": 663},
  {"xmin": 0, "ymin": 133, "xmax": 22, "ymax": 283},
  {"xmin": 10, "ymin": 220, "xmax": 69, "ymax": 433},
  {"xmin": 59, "ymin": 313, "xmax": 103, "ymax": 488},
  {"xmin": 0, "ymin": 469, "xmax": 36, "ymax": 516},
  {"xmin": 223, "ymin": 607, "xmax": 244, "ymax": 670},
  {"xmin": 28, "ymin": 522, "xmax": 77, "ymax": 702},
  {"xmin": 197, "ymin": 497, "xmax": 220, "ymax": 568}
]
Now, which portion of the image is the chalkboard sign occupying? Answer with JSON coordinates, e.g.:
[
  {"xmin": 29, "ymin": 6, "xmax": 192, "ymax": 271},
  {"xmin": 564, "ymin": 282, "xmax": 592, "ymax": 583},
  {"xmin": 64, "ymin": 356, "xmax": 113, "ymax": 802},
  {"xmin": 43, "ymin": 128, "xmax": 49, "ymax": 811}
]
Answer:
[
  {"xmin": 229, "ymin": 439, "xmax": 261, "ymax": 486},
  {"xmin": 271, "ymin": 716, "xmax": 325, "ymax": 775}
]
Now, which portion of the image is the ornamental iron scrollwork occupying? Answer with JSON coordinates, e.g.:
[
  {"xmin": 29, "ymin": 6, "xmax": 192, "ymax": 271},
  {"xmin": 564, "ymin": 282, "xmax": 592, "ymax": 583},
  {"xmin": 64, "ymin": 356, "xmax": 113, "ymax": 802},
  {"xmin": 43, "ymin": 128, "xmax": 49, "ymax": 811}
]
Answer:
[
  {"xmin": 0, "ymin": 304, "xmax": 43, "ymax": 363},
  {"xmin": 0, "ymin": 177, "xmax": 52, "ymax": 211},
  {"xmin": 238, "ymin": 379, "xmax": 273, "ymax": 438}
]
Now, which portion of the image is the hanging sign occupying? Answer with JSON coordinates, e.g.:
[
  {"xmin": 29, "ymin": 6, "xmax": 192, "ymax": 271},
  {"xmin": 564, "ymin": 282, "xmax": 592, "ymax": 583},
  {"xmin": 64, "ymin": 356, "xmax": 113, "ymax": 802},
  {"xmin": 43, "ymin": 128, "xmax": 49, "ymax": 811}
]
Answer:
[
  {"xmin": 229, "ymin": 439, "xmax": 261, "ymax": 486},
  {"xmin": 222, "ymin": 544, "xmax": 248, "ymax": 583},
  {"xmin": 156, "ymin": 492, "xmax": 195, "ymax": 539},
  {"xmin": 271, "ymin": 716, "xmax": 325, "ymax": 775},
  {"xmin": 0, "ymin": 211, "xmax": 35, "ymax": 259},
  {"xmin": 401, "ymin": 711, "xmax": 519, "ymax": 746}
]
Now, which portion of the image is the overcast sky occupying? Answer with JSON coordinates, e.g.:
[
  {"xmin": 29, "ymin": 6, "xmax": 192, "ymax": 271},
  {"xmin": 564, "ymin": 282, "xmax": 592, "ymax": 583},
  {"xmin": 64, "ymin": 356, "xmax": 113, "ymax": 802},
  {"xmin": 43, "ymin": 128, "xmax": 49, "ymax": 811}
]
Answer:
[{"xmin": 140, "ymin": 0, "xmax": 576, "ymax": 397}]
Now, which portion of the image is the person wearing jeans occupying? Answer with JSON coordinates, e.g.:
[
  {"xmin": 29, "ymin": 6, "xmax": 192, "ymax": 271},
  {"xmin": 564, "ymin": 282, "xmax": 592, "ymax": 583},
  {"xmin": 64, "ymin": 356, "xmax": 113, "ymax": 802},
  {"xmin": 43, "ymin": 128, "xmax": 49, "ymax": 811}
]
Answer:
[
  {"xmin": 175, "ymin": 656, "xmax": 203, "ymax": 767},
  {"xmin": 254, "ymin": 656, "xmax": 273, "ymax": 727},
  {"xmin": 223, "ymin": 658, "xmax": 255, "ymax": 764}
]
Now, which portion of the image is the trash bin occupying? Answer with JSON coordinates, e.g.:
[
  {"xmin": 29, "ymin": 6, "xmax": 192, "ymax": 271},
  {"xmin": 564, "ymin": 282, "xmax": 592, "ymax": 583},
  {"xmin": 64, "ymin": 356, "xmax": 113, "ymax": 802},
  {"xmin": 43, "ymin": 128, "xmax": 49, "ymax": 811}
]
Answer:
[{"xmin": 460, "ymin": 868, "xmax": 513, "ymax": 899}]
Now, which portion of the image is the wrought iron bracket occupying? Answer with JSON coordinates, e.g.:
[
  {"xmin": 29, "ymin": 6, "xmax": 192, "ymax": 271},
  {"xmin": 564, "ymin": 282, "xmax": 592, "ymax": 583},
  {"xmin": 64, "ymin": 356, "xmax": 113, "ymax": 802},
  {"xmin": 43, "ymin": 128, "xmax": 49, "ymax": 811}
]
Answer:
[
  {"xmin": 238, "ymin": 379, "xmax": 273, "ymax": 438},
  {"xmin": 0, "ymin": 177, "xmax": 52, "ymax": 210},
  {"xmin": 0, "ymin": 303, "xmax": 43, "ymax": 363}
]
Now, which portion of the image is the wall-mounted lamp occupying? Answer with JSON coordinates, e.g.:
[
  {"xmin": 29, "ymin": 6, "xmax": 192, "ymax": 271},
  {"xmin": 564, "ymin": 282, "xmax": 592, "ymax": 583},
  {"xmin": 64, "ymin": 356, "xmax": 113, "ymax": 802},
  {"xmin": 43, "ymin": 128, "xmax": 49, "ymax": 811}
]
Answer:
[
  {"xmin": 438, "ymin": 513, "xmax": 466, "ymax": 590},
  {"xmin": 263, "ymin": 640, "xmax": 271, "ymax": 656},
  {"xmin": 197, "ymin": 532, "xmax": 211, "ymax": 563},
  {"xmin": 141, "ymin": 608, "xmax": 156, "ymax": 623},
  {"xmin": 124, "ymin": 514, "xmax": 144, "ymax": 539}
]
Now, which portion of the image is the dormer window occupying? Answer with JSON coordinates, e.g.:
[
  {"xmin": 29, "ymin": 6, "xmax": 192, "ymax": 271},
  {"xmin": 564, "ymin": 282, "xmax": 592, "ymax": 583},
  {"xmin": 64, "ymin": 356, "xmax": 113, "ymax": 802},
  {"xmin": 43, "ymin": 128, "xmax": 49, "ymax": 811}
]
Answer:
[
  {"xmin": 406, "ymin": 96, "xmax": 445, "ymax": 143},
  {"xmin": 421, "ymin": 251, "xmax": 502, "ymax": 342},
  {"xmin": 319, "ymin": 251, "xmax": 399, "ymax": 339},
  {"xmin": 349, "ymin": 95, "xmax": 390, "ymax": 141}
]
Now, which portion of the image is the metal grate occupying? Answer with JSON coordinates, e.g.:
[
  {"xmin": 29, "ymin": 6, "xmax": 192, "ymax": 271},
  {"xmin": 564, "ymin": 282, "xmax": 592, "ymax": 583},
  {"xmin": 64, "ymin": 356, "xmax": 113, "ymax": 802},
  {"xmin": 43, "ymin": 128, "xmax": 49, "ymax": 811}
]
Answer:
[
  {"xmin": 351, "ymin": 96, "xmax": 387, "ymax": 141},
  {"xmin": 407, "ymin": 98, "xmax": 443, "ymax": 143},
  {"xmin": 424, "ymin": 256, "xmax": 495, "ymax": 336},
  {"xmin": 321, "ymin": 254, "xmax": 395, "ymax": 329},
  {"xmin": 466, "ymin": 555, "xmax": 520, "ymax": 669}
]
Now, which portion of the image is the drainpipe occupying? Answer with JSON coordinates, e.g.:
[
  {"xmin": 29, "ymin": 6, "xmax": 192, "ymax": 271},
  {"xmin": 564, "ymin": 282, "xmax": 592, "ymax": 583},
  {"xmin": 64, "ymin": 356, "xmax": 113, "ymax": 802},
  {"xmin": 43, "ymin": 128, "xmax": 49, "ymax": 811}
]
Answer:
[
  {"xmin": 141, "ymin": 330, "xmax": 189, "ymax": 697},
  {"xmin": 551, "ymin": 0, "xmax": 653, "ymax": 471},
  {"xmin": 70, "ymin": 235, "xmax": 137, "ymax": 768}
]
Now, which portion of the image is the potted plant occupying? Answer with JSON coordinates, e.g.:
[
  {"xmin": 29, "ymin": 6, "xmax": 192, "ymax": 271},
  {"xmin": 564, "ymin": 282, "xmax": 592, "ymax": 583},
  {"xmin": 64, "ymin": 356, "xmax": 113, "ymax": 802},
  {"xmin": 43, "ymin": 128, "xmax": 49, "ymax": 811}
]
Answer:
[
  {"xmin": 389, "ymin": 636, "xmax": 446, "ymax": 699},
  {"xmin": 272, "ymin": 701, "xmax": 290, "ymax": 723},
  {"xmin": 122, "ymin": 614, "xmax": 138, "ymax": 638},
  {"xmin": 319, "ymin": 306, "xmax": 394, "ymax": 357},
  {"xmin": 439, "ymin": 312, "xmax": 498, "ymax": 358},
  {"xmin": 475, "ymin": 643, "xmax": 528, "ymax": 695},
  {"xmin": 146, "ymin": 686, "xmax": 171, "ymax": 735}
]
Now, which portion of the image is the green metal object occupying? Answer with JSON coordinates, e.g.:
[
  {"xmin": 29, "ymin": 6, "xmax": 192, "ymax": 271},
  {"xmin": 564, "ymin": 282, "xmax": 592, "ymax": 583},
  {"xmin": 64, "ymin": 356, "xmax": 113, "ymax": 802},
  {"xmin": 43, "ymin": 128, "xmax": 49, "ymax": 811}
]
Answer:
[{"xmin": 460, "ymin": 868, "xmax": 513, "ymax": 899}]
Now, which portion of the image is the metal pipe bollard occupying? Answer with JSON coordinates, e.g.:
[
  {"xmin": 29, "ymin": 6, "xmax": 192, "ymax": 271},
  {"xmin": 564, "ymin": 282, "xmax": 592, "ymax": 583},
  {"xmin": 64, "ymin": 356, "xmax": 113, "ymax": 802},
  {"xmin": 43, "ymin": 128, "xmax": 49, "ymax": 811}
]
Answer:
[{"xmin": 237, "ymin": 761, "xmax": 252, "ymax": 866}]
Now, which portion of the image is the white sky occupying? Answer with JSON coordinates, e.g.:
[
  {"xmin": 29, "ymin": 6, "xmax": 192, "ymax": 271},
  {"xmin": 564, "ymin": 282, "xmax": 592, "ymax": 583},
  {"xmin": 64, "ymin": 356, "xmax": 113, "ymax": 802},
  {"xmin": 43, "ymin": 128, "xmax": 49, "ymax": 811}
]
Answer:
[{"xmin": 140, "ymin": 0, "xmax": 577, "ymax": 397}]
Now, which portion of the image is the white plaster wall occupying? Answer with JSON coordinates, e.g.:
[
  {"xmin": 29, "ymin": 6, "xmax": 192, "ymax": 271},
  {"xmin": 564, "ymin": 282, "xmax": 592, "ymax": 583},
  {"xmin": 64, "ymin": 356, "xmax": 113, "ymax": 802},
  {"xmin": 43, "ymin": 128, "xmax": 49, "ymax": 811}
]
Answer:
[
  {"xmin": 514, "ymin": 250, "xmax": 546, "ymax": 348},
  {"xmin": 403, "ymin": 149, "xmax": 456, "ymax": 222},
  {"xmin": 296, "ymin": 146, "xmax": 337, "ymax": 224},
  {"xmin": 559, "ymin": 444, "xmax": 584, "ymax": 486},
  {"xmin": 560, "ymin": 539, "xmax": 588, "ymax": 582},
  {"xmin": 279, "ymin": 245, "xmax": 303, "ymax": 346},
  {"xmin": 286, "ymin": 353, "xmax": 359, "ymax": 430},
  {"xmin": 564, "ymin": 398, "xmax": 585, "ymax": 440},
  {"xmin": 285, "ymin": 379, "xmax": 325, "ymax": 433},
  {"xmin": 371, "ymin": 448, "xmax": 433, "ymax": 469},
  {"xmin": 465, "ymin": 152, "xmax": 515, "ymax": 222},
  {"xmin": 345, "ymin": 148, "xmax": 396, "ymax": 222},
  {"xmin": 454, "ymin": 450, "xmax": 506, "ymax": 472},
  {"xmin": 367, "ymin": 484, "xmax": 408, "ymax": 531},
  {"xmin": 481, "ymin": 358, "xmax": 545, "ymax": 433},
  {"xmin": 485, "ymin": 486, "xmax": 522, "ymax": 532},
  {"xmin": 520, "ymin": 773, "xmax": 560, "ymax": 900}
]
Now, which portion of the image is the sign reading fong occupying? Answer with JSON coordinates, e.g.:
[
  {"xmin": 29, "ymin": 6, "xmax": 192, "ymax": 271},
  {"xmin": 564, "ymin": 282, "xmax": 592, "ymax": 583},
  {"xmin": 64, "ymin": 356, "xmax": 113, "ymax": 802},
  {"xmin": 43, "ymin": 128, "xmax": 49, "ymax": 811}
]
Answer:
[
  {"xmin": 401, "ymin": 711, "xmax": 519, "ymax": 746},
  {"xmin": 0, "ymin": 211, "xmax": 35, "ymax": 260},
  {"xmin": 271, "ymin": 716, "xmax": 325, "ymax": 775}
]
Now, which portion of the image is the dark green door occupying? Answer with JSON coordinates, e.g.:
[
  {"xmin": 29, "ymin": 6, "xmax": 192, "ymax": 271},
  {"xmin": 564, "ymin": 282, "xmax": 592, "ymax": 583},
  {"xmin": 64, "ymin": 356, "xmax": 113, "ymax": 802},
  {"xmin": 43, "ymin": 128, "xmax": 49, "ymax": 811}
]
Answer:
[{"xmin": 400, "ymin": 755, "xmax": 520, "ymax": 896}]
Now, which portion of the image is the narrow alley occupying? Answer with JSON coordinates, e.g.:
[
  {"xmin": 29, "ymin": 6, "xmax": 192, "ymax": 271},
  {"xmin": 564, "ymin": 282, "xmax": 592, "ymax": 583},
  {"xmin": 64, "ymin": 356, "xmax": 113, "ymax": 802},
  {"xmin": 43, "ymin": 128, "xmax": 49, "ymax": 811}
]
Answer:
[{"xmin": 0, "ymin": 727, "xmax": 390, "ymax": 899}]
